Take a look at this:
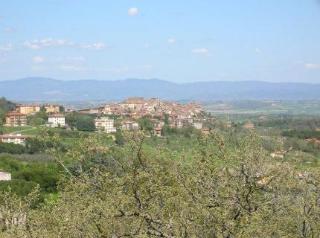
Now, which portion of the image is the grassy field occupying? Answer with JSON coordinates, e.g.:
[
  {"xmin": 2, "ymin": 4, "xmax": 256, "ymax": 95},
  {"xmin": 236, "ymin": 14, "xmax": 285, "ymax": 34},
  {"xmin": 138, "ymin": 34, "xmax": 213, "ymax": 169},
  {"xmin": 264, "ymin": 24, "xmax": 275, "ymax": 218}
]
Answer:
[{"xmin": 204, "ymin": 100, "xmax": 320, "ymax": 115}]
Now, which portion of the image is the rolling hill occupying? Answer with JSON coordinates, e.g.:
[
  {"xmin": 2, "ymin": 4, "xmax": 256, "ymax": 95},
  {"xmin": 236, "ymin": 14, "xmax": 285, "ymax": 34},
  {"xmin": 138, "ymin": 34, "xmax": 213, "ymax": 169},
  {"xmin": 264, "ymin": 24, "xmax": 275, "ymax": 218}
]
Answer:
[{"xmin": 1, "ymin": 77, "xmax": 320, "ymax": 102}]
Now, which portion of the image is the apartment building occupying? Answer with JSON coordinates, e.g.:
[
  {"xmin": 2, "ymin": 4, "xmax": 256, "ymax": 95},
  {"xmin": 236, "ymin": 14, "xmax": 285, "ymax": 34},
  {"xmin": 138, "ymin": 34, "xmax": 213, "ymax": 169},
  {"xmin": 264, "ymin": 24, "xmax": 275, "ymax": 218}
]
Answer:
[
  {"xmin": 44, "ymin": 104, "xmax": 61, "ymax": 114},
  {"xmin": 0, "ymin": 133, "xmax": 28, "ymax": 145},
  {"xmin": 95, "ymin": 117, "xmax": 117, "ymax": 133},
  {"xmin": 47, "ymin": 114, "xmax": 66, "ymax": 128},
  {"xmin": 121, "ymin": 121, "xmax": 139, "ymax": 131},
  {"xmin": 16, "ymin": 104, "xmax": 41, "ymax": 115},
  {"xmin": 193, "ymin": 122, "xmax": 203, "ymax": 130},
  {"xmin": 5, "ymin": 112, "xmax": 27, "ymax": 127}
]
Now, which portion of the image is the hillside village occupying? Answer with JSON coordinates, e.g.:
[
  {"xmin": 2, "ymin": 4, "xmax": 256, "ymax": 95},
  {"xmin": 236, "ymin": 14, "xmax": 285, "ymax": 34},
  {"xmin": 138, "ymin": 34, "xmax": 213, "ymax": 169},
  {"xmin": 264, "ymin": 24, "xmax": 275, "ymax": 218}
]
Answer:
[{"xmin": 0, "ymin": 97, "xmax": 211, "ymax": 146}]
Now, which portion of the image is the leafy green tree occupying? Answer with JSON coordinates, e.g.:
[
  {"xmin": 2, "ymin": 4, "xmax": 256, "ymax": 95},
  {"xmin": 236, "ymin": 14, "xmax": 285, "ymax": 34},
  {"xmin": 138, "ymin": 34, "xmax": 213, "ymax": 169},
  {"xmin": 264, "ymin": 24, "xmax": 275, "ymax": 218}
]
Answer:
[
  {"xmin": 27, "ymin": 108, "xmax": 48, "ymax": 126},
  {"xmin": 115, "ymin": 130, "xmax": 125, "ymax": 146},
  {"xmin": 0, "ymin": 142, "xmax": 26, "ymax": 154},
  {"xmin": 75, "ymin": 115, "xmax": 95, "ymax": 131},
  {"xmin": 66, "ymin": 113, "xmax": 95, "ymax": 131},
  {"xmin": 2, "ymin": 130, "xmax": 320, "ymax": 237},
  {"xmin": 138, "ymin": 116, "xmax": 154, "ymax": 133},
  {"xmin": 0, "ymin": 97, "xmax": 15, "ymax": 126}
]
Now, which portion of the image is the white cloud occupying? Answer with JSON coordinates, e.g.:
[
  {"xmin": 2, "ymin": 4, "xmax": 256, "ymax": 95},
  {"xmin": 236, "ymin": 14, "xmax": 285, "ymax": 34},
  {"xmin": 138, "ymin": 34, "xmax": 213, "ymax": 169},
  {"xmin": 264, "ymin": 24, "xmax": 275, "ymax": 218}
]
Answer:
[
  {"xmin": 305, "ymin": 63, "xmax": 320, "ymax": 70},
  {"xmin": 128, "ymin": 7, "xmax": 139, "ymax": 16},
  {"xmin": 24, "ymin": 38, "xmax": 74, "ymax": 49},
  {"xmin": 168, "ymin": 38, "xmax": 176, "ymax": 44},
  {"xmin": 0, "ymin": 43, "xmax": 13, "ymax": 52},
  {"xmin": 32, "ymin": 56, "xmax": 45, "ymax": 64},
  {"xmin": 24, "ymin": 38, "xmax": 106, "ymax": 50},
  {"xmin": 81, "ymin": 42, "xmax": 106, "ymax": 50},
  {"xmin": 192, "ymin": 48, "xmax": 209, "ymax": 55}
]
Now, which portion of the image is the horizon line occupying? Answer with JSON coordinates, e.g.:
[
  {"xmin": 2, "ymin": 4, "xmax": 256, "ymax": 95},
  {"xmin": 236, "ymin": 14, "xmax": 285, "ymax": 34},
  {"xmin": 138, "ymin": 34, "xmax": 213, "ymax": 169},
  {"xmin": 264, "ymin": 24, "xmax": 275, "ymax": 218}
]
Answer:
[{"xmin": 1, "ymin": 77, "xmax": 320, "ymax": 85}]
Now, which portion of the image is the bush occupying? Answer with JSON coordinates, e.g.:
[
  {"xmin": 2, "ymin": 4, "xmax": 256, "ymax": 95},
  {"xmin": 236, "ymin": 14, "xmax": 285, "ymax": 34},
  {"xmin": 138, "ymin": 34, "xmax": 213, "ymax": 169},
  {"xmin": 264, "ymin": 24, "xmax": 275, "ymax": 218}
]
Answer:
[
  {"xmin": 0, "ymin": 142, "xmax": 26, "ymax": 154},
  {"xmin": 0, "ymin": 179, "xmax": 38, "ymax": 197},
  {"xmin": 66, "ymin": 113, "xmax": 95, "ymax": 131},
  {"xmin": 0, "ymin": 155, "xmax": 61, "ymax": 195}
]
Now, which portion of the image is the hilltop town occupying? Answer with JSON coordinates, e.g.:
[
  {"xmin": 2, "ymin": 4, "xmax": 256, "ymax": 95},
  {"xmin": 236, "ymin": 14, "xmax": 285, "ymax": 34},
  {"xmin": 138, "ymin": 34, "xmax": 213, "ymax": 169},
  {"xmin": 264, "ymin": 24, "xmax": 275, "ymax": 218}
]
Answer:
[{"xmin": 0, "ymin": 97, "xmax": 211, "ymax": 145}]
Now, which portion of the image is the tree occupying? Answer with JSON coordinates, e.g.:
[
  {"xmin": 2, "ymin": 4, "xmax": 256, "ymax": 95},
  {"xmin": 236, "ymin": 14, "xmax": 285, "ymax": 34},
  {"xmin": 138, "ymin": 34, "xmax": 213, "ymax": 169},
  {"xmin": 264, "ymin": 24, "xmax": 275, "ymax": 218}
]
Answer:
[
  {"xmin": 2, "ymin": 131, "xmax": 320, "ymax": 237},
  {"xmin": 66, "ymin": 113, "xmax": 95, "ymax": 131},
  {"xmin": 0, "ymin": 97, "xmax": 15, "ymax": 126},
  {"xmin": 138, "ymin": 116, "xmax": 154, "ymax": 133},
  {"xmin": 27, "ymin": 108, "xmax": 48, "ymax": 126}
]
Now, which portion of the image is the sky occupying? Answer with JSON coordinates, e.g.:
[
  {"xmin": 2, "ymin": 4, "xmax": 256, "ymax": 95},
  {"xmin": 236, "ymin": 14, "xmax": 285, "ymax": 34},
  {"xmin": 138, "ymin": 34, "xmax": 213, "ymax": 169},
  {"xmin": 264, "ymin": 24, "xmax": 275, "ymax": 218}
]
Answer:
[{"xmin": 0, "ymin": 0, "xmax": 320, "ymax": 83}]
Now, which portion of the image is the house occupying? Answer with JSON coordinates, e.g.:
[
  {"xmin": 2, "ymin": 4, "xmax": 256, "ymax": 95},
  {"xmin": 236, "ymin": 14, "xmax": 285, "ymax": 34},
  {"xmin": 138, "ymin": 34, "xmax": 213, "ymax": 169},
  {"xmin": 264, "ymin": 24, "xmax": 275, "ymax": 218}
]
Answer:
[
  {"xmin": 4, "ymin": 112, "xmax": 27, "ymax": 127},
  {"xmin": 154, "ymin": 126, "xmax": 163, "ymax": 137},
  {"xmin": 44, "ymin": 104, "xmax": 61, "ymax": 114},
  {"xmin": 193, "ymin": 122, "xmax": 203, "ymax": 130},
  {"xmin": 243, "ymin": 121, "xmax": 255, "ymax": 130},
  {"xmin": 16, "ymin": 104, "xmax": 41, "ymax": 115},
  {"xmin": 122, "ymin": 121, "xmax": 139, "ymax": 131},
  {"xmin": 47, "ymin": 114, "xmax": 66, "ymax": 128},
  {"xmin": 78, "ymin": 107, "xmax": 103, "ymax": 115},
  {"xmin": 0, "ymin": 172, "xmax": 11, "ymax": 181},
  {"xmin": 120, "ymin": 97, "xmax": 145, "ymax": 111},
  {"xmin": 95, "ymin": 117, "xmax": 117, "ymax": 133},
  {"xmin": 0, "ymin": 134, "xmax": 28, "ymax": 145},
  {"xmin": 270, "ymin": 151, "xmax": 285, "ymax": 159}
]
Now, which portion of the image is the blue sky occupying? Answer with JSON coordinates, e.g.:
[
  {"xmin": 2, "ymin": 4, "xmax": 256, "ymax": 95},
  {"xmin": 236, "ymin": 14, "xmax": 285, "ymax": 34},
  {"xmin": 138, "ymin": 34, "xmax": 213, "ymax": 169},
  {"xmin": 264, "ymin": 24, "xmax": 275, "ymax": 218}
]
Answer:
[{"xmin": 0, "ymin": 0, "xmax": 320, "ymax": 82}]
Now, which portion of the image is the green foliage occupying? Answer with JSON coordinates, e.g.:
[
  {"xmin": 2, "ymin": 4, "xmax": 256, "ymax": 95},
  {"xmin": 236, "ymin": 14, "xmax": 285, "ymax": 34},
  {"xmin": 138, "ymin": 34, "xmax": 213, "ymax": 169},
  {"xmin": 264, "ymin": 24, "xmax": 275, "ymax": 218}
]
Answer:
[
  {"xmin": 0, "ymin": 97, "xmax": 15, "ymax": 112},
  {"xmin": 138, "ymin": 116, "xmax": 154, "ymax": 132},
  {"xmin": 0, "ymin": 155, "xmax": 61, "ymax": 195},
  {"xmin": 115, "ymin": 130, "xmax": 125, "ymax": 146},
  {"xmin": 27, "ymin": 109, "xmax": 48, "ymax": 126},
  {"xmin": 0, "ymin": 180, "xmax": 38, "ymax": 197},
  {"xmin": 162, "ymin": 125, "xmax": 200, "ymax": 138},
  {"xmin": 2, "ymin": 123, "xmax": 320, "ymax": 237},
  {"xmin": 0, "ymin": 132, "xmax": 315, "ymax": 237},
  {"xmin": 283, "ymin": 129, "xmax": 320, "ymax": 139},
  {"xmin": 66, "ymin": 112, "xmax": 95, "ymax": 131},
  {"xmin": 0, "ymin": 142, "xmax": 26, "ymax": 154},
  {"xmin": 25, "ymin": 131, "xmax": 66, "ymax": 154},
  {"xmin": 0, "ymin": 97, "xmax": 15, "ymax": 126}
]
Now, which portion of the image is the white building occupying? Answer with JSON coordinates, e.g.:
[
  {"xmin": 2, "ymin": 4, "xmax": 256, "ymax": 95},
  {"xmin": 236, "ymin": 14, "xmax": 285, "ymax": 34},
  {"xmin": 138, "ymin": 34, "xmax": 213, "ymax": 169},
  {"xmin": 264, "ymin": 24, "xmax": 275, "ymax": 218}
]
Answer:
[
  {"xmin": 0, "ymin": 172, "xmax": 11, "ymax": 181},
  {"xmin": 193, "ymin": 122, "xmax": 203, "ymax": 130},
  {"xmin": 48, "ymin": 114, "xmax": 66, "ymax": 128},
  {"xmin": 95, "ymin": 117, "xmax": 117, "ymax": 133},
  {"xmin": 0, "ymin": 134, "xmax": 28, "ymax": 145},
  {"xmin": 121, "ymin": 121, "xmax": 139, "ymax": 131}
]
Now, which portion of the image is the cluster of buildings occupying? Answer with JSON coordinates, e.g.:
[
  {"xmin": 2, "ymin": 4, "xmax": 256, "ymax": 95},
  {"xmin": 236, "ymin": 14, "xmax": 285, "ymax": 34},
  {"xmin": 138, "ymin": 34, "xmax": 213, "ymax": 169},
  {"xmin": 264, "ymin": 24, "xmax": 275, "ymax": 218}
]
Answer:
[
  {"xmin": 94, "ymin": 117, "xmax": 117, "ymax": 133},
  {"xmin": 102, "ymin": 97, "xmax": 202, "ymax": 120},
  {"xmin": 79, "ymin": 97, "xmax": 206, "ymax": 136},
  {"xmin": 47, "ymin": 114, "xmax": 66, "ymax": 128},
  {"xmin": 0, "ymin": 133, "xmax": 28, "ymax": 145},
  {"xmin": 16, "ymin": 104, "xmax": 61, "ymax": 115},
  {"xmin": 1, "ymin": 104, "xmax": 66, "ymax": 146},
  {"xmin": 0, "ymin": 98, "xmax": 208, "ymax": 147},
  {"xmin": 4, "ymin": 104, "xmax": 63, "ymax": 127}
]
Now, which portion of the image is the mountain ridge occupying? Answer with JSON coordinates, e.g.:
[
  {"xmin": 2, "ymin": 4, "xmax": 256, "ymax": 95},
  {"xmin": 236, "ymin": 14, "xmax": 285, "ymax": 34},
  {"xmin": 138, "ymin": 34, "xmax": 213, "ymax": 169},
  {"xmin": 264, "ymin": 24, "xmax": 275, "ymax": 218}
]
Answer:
[{"xmin": 1, "ymin": 77, "xmax": 320, "ymax": 102}]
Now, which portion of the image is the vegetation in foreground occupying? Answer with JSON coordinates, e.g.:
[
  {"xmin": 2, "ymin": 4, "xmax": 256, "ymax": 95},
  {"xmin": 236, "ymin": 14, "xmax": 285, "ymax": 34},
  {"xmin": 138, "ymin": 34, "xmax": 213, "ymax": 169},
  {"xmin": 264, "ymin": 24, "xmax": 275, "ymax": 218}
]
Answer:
[
  {"xmin": 1, "ymin": 98, "xmax": 320, "ymax": 237},
  {"xmin": 0, "ymin": 128, "xmax": 320, "ymax": 237}
]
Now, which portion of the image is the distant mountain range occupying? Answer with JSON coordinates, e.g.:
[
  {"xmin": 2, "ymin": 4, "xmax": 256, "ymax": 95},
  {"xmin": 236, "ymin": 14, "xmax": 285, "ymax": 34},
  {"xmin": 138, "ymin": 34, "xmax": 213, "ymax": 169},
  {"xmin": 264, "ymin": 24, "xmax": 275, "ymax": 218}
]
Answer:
[{"xmin": 1, "ymin": 77, "xmax": 320, "ymax": 102}]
